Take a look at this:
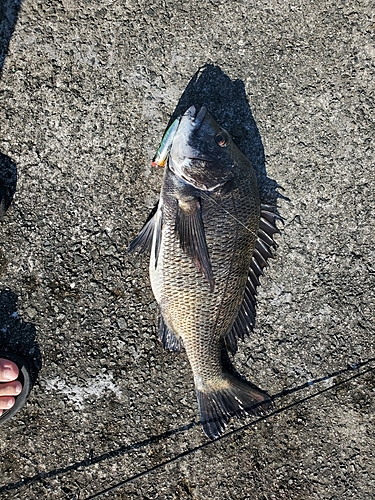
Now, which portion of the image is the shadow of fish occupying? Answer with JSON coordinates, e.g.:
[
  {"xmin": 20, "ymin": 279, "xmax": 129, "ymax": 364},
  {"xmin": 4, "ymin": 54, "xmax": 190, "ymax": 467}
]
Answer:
[{"xmin": 129, "ymin": 106, "xmax": 280, "ymax": 439}]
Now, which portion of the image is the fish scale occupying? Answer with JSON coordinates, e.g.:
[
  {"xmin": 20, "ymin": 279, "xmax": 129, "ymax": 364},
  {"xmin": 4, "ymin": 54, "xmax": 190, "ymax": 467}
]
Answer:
[{"xmin": 129, "ymin": 105, "xmax": 279, "ymax": 439}]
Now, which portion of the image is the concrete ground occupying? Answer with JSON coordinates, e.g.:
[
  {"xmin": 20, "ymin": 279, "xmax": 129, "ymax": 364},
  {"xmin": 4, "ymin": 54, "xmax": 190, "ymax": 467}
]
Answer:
[{"xmin": 0, "ymin": 0, "xmax": 374, "ymax": 498}]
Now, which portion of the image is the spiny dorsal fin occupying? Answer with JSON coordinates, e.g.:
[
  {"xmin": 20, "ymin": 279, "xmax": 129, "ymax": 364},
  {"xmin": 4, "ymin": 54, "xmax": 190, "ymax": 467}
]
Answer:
[
  {"xmin": 225, "ymin": 280, "xmax": 257, "ymax": 354},
  {"xmin": 175, "ymin": 197, "xmax": 214, "ymax": 291},
  {"xmin": 225, "ymin": 206, "xmax": 282, "ymax": 354}
]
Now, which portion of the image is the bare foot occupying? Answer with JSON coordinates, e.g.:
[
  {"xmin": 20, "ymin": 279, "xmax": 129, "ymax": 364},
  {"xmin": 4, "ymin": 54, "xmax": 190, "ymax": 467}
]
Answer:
[{"xmin": 0, "ymin": 358, "xmax": 22, "ymax": 416}]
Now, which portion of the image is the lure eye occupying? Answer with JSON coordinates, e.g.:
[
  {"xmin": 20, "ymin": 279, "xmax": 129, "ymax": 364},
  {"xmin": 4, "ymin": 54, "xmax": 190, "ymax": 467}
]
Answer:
[{"xmin": 215, "ymin": 133, "xmax": 228, "ymax": 148}]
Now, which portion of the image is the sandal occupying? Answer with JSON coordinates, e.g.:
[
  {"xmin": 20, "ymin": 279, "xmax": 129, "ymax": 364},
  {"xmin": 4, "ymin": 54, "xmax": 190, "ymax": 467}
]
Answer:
[{"xmin": 0, "ymin": 351, "xmax": 31, "ymax": 424}]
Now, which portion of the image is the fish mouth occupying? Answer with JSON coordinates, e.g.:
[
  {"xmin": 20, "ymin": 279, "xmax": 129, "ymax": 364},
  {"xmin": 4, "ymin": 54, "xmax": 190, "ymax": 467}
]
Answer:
[
  {"xmin": 182, "ymin": 105, "xmax": 207, "ymax": 130},
  {"xmin": 179, "ymin": 105, "xmax": 211, "ymax": 162}
]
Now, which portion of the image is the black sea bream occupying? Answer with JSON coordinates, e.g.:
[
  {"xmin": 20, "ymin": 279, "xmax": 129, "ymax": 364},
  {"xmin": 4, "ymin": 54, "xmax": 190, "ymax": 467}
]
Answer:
[{"xmin": 130, "ymin": 106, "xmax": 279, "ymax": 439}]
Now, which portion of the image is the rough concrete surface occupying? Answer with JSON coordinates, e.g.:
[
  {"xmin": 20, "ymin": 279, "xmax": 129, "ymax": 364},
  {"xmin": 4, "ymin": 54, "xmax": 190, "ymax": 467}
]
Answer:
[{"xmin": 0, "ymin": 0, "xmax": 374, "ymax": 498}]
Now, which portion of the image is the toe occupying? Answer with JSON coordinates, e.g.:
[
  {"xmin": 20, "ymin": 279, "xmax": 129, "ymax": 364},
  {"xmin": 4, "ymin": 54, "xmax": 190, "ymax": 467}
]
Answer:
[
  {"xmin": 0, "ymin": 358, "xmax": 19, "ymax": 382},
  {"xmin": 0, "ymin": 395, "xmax": 16, "ymax": 410},
  {"xmin": 0, "ymin": 380, "xmax": 22, "ymax": 396}
]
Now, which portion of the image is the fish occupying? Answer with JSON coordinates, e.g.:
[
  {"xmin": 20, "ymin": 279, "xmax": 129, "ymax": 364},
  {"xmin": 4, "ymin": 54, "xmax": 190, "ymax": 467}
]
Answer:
[{"xmin": 129, "ymin": 105, "xmax": 280, "ymax": 439}]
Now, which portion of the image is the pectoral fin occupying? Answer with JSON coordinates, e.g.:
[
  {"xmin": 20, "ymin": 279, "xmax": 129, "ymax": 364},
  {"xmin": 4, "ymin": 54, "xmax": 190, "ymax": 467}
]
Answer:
[
  {"xmin": 128, "ymin": 203, "xmax": 159, "ymax": 254},
  {"xmin": 175, "ymin": 197, "xmax": 214, "ymax": 291},
  {"xmin": 128, "ymin": 202, "xmax": 163, "ymax": 267}
]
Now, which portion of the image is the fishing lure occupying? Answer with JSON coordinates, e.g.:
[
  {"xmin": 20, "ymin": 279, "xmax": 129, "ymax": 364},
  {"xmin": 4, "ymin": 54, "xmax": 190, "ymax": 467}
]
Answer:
[{"xmin": 151, "ymin": 117, "xmax": 180, "ymax": 167}]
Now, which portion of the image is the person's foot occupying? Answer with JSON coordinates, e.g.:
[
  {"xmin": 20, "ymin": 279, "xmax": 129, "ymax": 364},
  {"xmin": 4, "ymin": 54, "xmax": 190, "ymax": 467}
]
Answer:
[{"xmin": 0, "ymin": 358, "xmax": 22, "ymax": 416}]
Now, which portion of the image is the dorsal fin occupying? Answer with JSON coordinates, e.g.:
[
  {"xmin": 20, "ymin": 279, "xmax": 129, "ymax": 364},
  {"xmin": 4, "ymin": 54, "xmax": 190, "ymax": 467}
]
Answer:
[{"xmin": 225, "ymin": 206, "xmax": 282, "ymax": 354}]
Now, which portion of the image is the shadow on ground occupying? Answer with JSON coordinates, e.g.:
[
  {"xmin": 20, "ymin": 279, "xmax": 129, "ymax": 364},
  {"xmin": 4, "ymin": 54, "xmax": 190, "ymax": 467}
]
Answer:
[
  {"xmin": 0, "ymin": 289, "xmax": 41, "ymax": 385},
  {"xmin": 0, "ymin": 0, "xmax": 23, "ymax": 77},
  {"xmin": 0, "ymin": 153, "xmax": 17, "ymax": 218},
  {"xmin": 165, "ymin": 64, "xmax": 282, "ymax": 205},
  {"xmin": 0, "ymin": 0, "xmax": 22, "ymax": 212},
  {"xmin": 0, "ymin": 3, "xmax": 39, "ymax": 382}
]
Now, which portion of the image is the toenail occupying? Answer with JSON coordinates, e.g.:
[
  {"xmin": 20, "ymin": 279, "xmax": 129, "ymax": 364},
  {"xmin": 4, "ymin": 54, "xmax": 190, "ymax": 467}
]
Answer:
[
  {"xmin": 7, "ymin": 399, "xmax": 14, "ymax": 408},
  {"xmin": 2, "ymin": 367, "xmax": 14, "ymax": 381},
  {"xmin": 15, "ymin": 383, "xmax": 22, "ymax": 394}
]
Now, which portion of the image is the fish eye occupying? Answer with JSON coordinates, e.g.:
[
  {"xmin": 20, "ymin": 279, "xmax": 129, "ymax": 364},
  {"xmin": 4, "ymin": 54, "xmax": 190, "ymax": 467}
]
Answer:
[{"xmin": 215, "ymin": 133, "xmax": 228, "ymax": 148}]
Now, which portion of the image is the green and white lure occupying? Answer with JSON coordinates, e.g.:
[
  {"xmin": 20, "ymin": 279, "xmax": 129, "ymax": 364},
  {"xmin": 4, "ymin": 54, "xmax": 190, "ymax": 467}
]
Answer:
[{"xmin": 151, "ymin": 117, "xmax": 180, "ymax": 167}]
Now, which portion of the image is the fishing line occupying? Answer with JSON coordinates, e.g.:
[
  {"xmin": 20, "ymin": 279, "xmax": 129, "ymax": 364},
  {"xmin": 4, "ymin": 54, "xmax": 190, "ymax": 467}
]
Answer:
[
  {"xmin": 84, "ymin": 361, "xmax": 375, "ymax": 499},
  {"xmin": 200, "ymin": 190, "xmax": 261, "ymax": 239},
  {"xmin": 1, "ymin": 361, "xmax": 372, "ymax": 497}
]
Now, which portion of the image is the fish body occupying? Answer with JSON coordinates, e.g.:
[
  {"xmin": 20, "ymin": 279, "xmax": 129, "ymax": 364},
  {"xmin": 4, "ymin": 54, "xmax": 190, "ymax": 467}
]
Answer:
[{"xmin": 130, "ymin": 106, "xmax": 279, "ymax": 438}]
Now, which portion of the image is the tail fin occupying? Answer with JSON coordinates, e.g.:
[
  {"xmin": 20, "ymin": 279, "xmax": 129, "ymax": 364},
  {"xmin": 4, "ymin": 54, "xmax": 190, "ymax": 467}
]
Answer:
[{"xmin": 196, "ymin": 374, "xmax": 273, "ymax": 440}]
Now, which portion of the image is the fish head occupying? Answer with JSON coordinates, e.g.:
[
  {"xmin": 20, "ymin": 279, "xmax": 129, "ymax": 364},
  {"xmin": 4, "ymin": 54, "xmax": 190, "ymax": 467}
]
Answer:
[{"xmin": 169, "ymin": 106, "xmax": 235, "ymax": 191}]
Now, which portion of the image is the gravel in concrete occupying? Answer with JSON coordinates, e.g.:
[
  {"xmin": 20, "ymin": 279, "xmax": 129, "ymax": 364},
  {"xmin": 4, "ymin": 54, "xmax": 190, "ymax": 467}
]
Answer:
[{"xmin": 0, "ymin": 0, "xmax": 374, "ymax": 498}]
